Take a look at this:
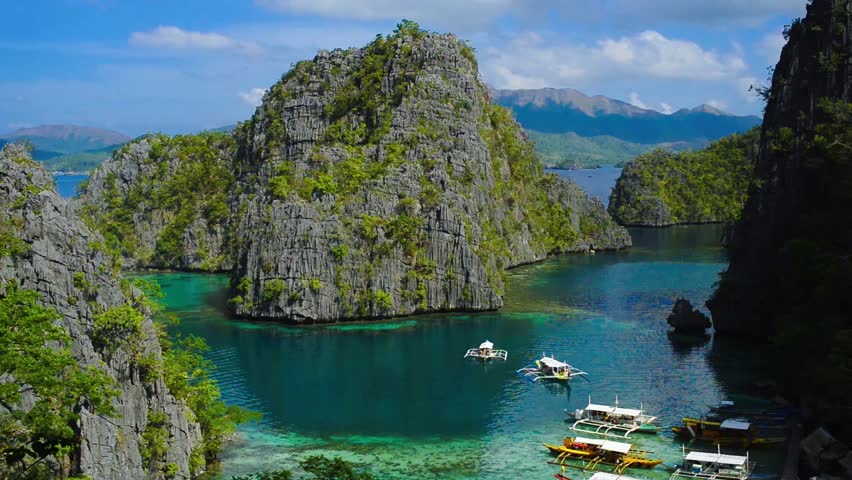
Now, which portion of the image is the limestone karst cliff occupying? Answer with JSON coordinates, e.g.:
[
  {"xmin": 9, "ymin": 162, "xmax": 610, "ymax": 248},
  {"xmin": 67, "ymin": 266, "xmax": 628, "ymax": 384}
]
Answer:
[
  {"xmin": 79, "ymin": 22, "xmax": 631, "ymax": 323},
  {"xmin": 0, "ymin": 143, "xmax": 202, "ymax": 478},
  {"xmin": 706, "ymin": 0, "xmax": 852, "ymax": 437}
]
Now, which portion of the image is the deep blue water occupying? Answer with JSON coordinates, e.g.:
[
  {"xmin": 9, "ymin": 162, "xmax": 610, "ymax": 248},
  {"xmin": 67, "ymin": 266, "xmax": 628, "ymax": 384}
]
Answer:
[
  {"xmin": 54, "ymin": 174, "xmax": 87, "ymax": 198},
  {"xmin": 145, "ymin": 224, "xmax": 781, "ymax": 479},
  {"xmin": 549, "ymin": 166, "xmax": 623, "ymax": 206}
]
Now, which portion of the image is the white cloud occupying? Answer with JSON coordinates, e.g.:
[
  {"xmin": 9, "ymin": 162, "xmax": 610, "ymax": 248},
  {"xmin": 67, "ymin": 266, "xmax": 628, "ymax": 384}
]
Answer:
[
  {"xmin": 253, "ymin": 0, "xmax": 804, "ymax": 28},
  {"xmin": 737, "ymin": 76, "xmax": 761, "ymax": 103},
  {"xmin": 757, "ymin": 32, "xmax": 786, "ymax": 66},
  {"xmin": 707, "ymin": 99, "xmax": 727, "ymax": 111},
  {"xmin": 129, "ymin": 26, "xmax": 263, "ymax": 55},
  {"xmin": 482, "ymin": 30, "xmax": 747, "ymax": 90},
  {"xmin": 601, "ymin": 0, "xmax": 805, "ymax": 25},
  {"xmin": 239, "ymin": 88, "xmax": 268, "ymax": 107},
  {"xmin": 628, "ymin": 92, "xmax": 648, "ymax": 109},
  {"xmin": 255, "ymin": 0, "xmax": 520, "ymax": 28},
  {"xmin": 660, "ymin": 102, "xmax": 674, "ymax": 114}
]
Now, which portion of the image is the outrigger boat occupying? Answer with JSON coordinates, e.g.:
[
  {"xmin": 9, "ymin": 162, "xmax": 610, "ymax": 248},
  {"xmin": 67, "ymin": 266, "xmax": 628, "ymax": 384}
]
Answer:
[
  {"xmin": 544, "ymin": 436, "xmax": 663, "ymax": 473},
  {"xmin": 670, "ymin": 446, "xmax": 754, "ymax": 480},
  {"xmin": 463, "ymin": 340, "xmax": 508, "ymax": 361},
  {"xmin": 566, "ymin": 396, "xmax": 660, "ymax": 438},
  {"xmin": 517, "ymin": 354, "xmax": 588, "ymax": 382},
  {"xmin": 672, "ymin": 418, "xmax": 785, "ymax": 447},
  {"xmin": 555, "ymin": 471, "xmax": 643, "ymax": 480}
]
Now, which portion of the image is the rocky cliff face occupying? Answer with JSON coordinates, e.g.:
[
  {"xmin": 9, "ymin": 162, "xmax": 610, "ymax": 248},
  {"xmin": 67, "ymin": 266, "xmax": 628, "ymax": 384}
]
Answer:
[
  {"xmin": 608, "ymin": 129, "xmax": 758, "ymax": 227},
  {"xmin": 1, "ymin": 143, "xmax": 201, "ymax": 478},
  {"xmin": 227, "ymin": 27, "xmax": 630, "ymax": 321},
  {"xmin": 80, "ymin": 23, "xmax": 630, "ymax": 323},
  {"xmin": 79, "ymin": 133, "xmax": 235, "ymax": 271},
  {"xmin": 705, "ymin": 0, "xmax": 852, "ymax": 440},
  {"xmin": 707, "ymin": 0, "xmax": 852, "ymax": 337}
]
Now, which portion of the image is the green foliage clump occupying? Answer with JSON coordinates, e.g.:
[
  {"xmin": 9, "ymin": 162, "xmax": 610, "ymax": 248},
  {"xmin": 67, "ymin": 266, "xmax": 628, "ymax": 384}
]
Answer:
[
  {"xmin": 231, "ymin": 454, "xmax": 374, "ymax": 480},
  {"xmin": 608, "ymin": 128, "xmax": 758, "ymax": 225},
  {"xmin": 0, "ymin": 218, "xmax": 29, "ymax": 258},
  {"xmin": 0, "ymin": 283, "xmax": 118, "ymax": 478},
  {"xmin": 331, "ymin": 244, "xmax": 349, "ymax": 261},
  {"xmin": 140, "ymin": 411, "xmax": 171, "ymax": 474},
  {"xmin": 385, "ymin": 214, "xmax": 423, "ymax": 257},
  {"xmin": 92, "ymin": 305, "xmax": 144, "ymax": 355},
  {"xmin": 263, "ymin": 279, "xmax": 286, "ymax": 302},
  {"xmin": 308, "ymin": 278, "xmax": 322, "ymax": 292}
]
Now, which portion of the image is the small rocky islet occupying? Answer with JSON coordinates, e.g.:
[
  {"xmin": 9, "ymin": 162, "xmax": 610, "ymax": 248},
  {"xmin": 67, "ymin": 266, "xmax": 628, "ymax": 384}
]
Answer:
[
  {"xmin": 607, "ymin": 127, "xmax": 759, "ymax": 227},
  {"xmin": 78, "ymin": 22, "xmax": 630, "ymax": 324}
]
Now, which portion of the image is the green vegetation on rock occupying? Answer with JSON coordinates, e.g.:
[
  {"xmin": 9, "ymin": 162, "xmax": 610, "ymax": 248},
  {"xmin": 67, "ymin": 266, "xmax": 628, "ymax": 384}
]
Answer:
[
  {"xmin": 527, "ymin": 131, "xmax": 660, "ymax": 168},
  {"xmin": 608, "ymin": 128, "xmax": 758, "ymax": 226},
  {"xmin": 231, "ymin": 455, "xmax": 374, "ymax": 480},
  {"xmin": 0, "ymin": 283, "xmax": 118, "ymax": 478},
  {"xmin": 80, "ymin": 131, "xmax": 235, "ymax": 270}
]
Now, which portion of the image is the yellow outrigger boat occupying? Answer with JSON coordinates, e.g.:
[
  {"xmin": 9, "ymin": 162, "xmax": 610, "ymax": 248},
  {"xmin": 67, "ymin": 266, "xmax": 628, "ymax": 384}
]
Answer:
[
  {"xmin": 544, "ymin": 437, "xmax": 664, "ymax": 473},
  {"xmin": 672, "ymin": 418, "xmax": 785, "ymax": 447}
]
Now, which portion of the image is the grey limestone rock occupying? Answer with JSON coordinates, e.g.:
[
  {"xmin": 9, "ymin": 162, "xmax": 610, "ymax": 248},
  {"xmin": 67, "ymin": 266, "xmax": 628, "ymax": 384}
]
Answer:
[{"xmin": 0, "ymin": 143, "xmax": 201, "ymax": 479}]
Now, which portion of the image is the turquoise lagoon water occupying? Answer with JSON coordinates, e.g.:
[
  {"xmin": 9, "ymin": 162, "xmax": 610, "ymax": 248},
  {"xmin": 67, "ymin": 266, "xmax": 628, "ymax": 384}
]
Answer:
[{"xmin": 146, "ymin": 225, "xmax": 781, "ymax": 479}]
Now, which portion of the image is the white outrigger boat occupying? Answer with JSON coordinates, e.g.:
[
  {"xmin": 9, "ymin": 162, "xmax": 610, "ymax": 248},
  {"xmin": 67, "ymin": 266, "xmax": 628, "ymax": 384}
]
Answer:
[
  {"xmin": 555, "ymin": 471, "xmax": 644, "ymax": 480},
  {"xmin": 463, "ymin": 340, "xmax": 508, "ymax": 361},
  {"xmin": 517, "ymin": 354, "xmax": 588, "ymax": 382},
  {"xmin": 670, "ymin": 446, "xmax": 754, "ymax": 480},
  {"xmin": 565, "ymin": 396, "xmax": 660, "ymax": 438}
]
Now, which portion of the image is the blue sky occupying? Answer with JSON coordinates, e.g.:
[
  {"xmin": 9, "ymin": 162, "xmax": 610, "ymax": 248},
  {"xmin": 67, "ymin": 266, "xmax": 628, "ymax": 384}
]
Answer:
[{"xmin": 0, "ymin": 0, "xmax": 807, "ymax": 136}]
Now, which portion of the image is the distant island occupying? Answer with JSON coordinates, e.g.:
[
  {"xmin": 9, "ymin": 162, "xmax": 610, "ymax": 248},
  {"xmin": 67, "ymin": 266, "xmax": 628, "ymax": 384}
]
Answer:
[
  {"xmin": 0, "ymin": 125, "xmax": 131, "ymax": 173},
  {"xmin": 607, "ymin": 128, "xmax": 758, "ymax": 226},
  {"xmin": 492, "ymin": 88, "xmax": 761, "ymax": 169}
]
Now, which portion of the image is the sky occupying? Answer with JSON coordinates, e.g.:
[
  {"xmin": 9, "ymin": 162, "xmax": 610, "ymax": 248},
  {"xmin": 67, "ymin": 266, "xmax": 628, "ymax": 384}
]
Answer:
[{"xmin": 0, "ymin": 0, "xmax": 808, "ymax": 136}]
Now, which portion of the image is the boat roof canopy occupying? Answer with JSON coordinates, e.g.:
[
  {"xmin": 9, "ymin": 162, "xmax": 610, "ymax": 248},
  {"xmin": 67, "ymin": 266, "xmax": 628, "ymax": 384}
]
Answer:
[
  {"xmin": 586, "ymin": 404, "xmax": 616, "ymax": 413},
  {"xmin": 613, "ymin": 407, "xmax": 642, "ymax": 417},
  {"xmin": 539, "ymin": 356, "xmax": 569, "ymax": 368},
  {"xmin": 479, "ymin": 340, "xmax": 494, "ymax": 349},
  {"xmin": 685, "ymin": 452, "xmax": 748, "ymax": 466},
  {"xmin": 720, "ymin": 419, "xmax": 751, "ymax": 430},
  {"xmin": 574, "ymin": 437, "xmax": 632, "ymax": 454},
  {"xmin": 720, "ymin": 400, "xmax": 735, "ymax": 407},
  {"xmin": 589, "ymin": 473, "xmax": 640, "ymax": 480}
]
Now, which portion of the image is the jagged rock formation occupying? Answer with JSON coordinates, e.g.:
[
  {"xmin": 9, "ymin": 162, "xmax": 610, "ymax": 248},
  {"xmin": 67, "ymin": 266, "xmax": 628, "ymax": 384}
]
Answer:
[
  {"xmin": 608, "ymin": 128, "xmax": 758, "ymax": 227},
  {"xmin": 666, "ymin": 297, "xmax": 711, "ymax": 334},
  {"xmin": 0, "ymin": 143, "xmax": 202, "ymax": 478},
  {"xmin": 79, "ymin": 133, "xmax": 235, "ymax": 271},
  {"xmin": 801, "ymin": 428, "xmax": 852, "ymax": 479},
  {"xmin": 80, "ymin": 23, "xmax": 630, "ymax": 323},
  {"xmin": 706, "ymin": 0, "xmax": 852, "ymax": 440}
]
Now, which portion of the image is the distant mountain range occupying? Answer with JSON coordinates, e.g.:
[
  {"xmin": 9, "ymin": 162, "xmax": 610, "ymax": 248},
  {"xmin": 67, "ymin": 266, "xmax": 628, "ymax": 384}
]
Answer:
[
  {"xmin": 0, "ymin": 125, "xmax": 131, "ymax": 172},
  {"xmin": 492, "ymin": 88, "xmax": 761, "ymax": 168}
]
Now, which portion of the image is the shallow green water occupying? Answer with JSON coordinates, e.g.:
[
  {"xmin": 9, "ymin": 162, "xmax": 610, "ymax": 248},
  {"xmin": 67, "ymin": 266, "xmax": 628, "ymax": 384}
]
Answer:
[{"xmin": 146, "ymin": 225, "xmax": 781, "ymax": 479}]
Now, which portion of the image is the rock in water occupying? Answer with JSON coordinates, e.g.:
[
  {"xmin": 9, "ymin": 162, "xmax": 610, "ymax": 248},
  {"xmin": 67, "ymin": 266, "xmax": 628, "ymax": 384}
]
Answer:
[
  {"xmin": 79, "ymin": 23, "xmax": 631, "ymax": 323},
  {"xmin": 667, "ymin": 297, "xmax": 711, "ymax": 333},
  {"xmin": 0, "ymin": 143, "xmax": 201, "ymax": 478}
]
